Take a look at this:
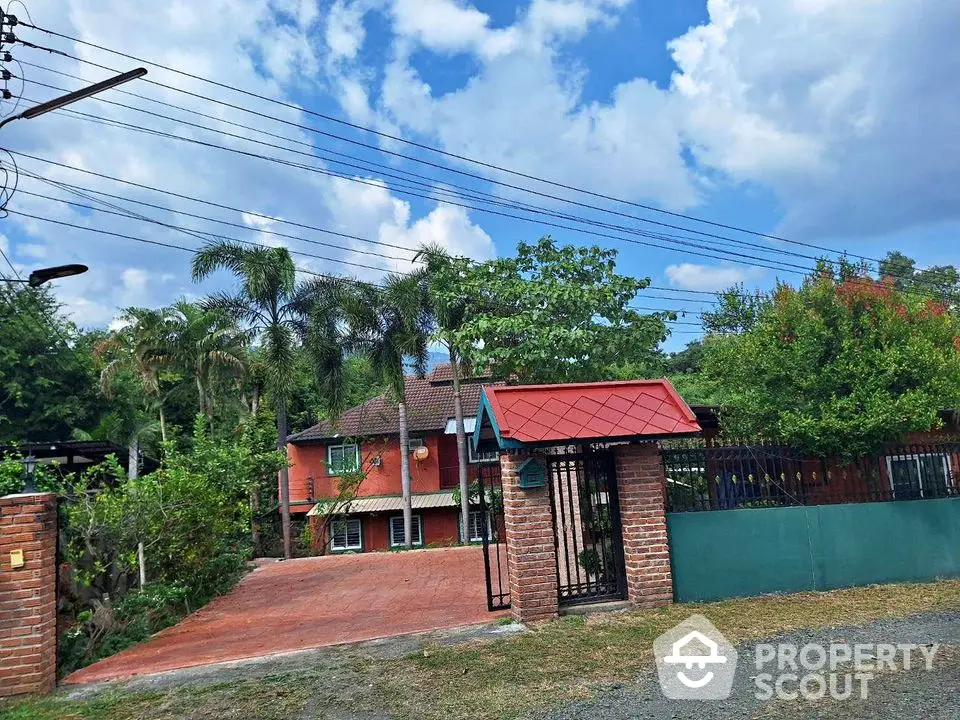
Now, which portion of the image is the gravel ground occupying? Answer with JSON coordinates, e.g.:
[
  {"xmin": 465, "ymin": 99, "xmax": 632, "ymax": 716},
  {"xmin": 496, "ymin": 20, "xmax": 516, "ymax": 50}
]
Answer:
[{"xmin": 541, "ymin": 611, "xmax": 960, "ymax": 720}]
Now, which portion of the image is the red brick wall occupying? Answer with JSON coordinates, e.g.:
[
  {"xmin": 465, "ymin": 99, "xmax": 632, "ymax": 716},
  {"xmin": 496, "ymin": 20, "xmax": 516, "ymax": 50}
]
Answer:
[
  {"xmin": 614, "ymin": 444, "xmax": 673, "ymax": 610},
  {"xmin": 501, "ymin": 452, "xmax": 558, "ymax": 624},
  {"xmin": 309, "ymin": 508, "xmax": 462, "ymax": 553},
  {"xmin": 0, "ymin": 493, "xmax": 58, "ymax": 697},
  {"xmin": 288, "ymin": 436, "xmax": 445, "ymax": 512}
]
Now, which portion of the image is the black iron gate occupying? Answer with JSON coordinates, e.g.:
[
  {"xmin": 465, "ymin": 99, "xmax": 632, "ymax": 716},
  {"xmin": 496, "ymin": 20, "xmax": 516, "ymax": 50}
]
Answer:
[
  {"xmin": 478, "ymin": 462, "xmax": 510, "ymax": 611},
  {"xmin": 548, "ymin": 447, "xmax": 626, "ymax": 605}
]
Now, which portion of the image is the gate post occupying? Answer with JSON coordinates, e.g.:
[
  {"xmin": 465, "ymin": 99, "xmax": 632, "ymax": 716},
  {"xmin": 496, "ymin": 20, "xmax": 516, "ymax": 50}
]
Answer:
[
  {"xmin": 0, "ymin": 493, "xmax": 58, "ymax": 697},
  {"xmin": 614, "ymin": 443, "xmax": 674, "ymax": 609},
  {"xmin": 500, "ymin": 452, "xmax": 558, "ymax": 624}
]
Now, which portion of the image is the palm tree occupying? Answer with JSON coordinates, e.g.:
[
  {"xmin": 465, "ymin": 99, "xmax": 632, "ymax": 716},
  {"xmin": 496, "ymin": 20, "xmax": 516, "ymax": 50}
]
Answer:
[
  {"xmin": 414, "ymin": 244, "xmax": 473, "ymax": 542},
  {"xmin": 192, "ymin": 241, "xmax": 332, "ymax": 560},
  {"xmin": 328, "ymin": 273, "xmax": 432, "ymax": 547},
  {"xmin": 95, "ymin": 306, "xmax": 172, "ymax": 445},
  {"xmin": 165, "ymin": 300, "xmax": 248, "ymax": 420}
]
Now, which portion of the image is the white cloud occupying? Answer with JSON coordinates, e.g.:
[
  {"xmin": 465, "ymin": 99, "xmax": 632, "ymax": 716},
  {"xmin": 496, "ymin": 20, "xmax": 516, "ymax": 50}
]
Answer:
[
  {"xmin": 323, "ymin": 177, "xmax": 495, "ymax": 279},
  {"xmin": 665, "ymin": 262, "xmax": 763, "ymax": 292},
  {"xmin": 668, "ymin": 0, "xmax": 960, "ymax": 237},
  {"xmin": 325, "ymin": 0, "xmax": 367, "ymax": 61},
  {"xmin": 389, "ymin": 0, "xmax": 521, "ymax": 60}
]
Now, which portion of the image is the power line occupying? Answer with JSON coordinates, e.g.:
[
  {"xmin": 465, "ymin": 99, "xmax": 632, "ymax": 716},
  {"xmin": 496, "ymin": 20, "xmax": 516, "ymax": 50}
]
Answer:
[
  {"xmin": 11, "ymin": 28, "xmax": 891, "ymax": 270},
  {"xmin": 18, "ymin": 69, "xmax": 849, "ymax": 271},
  {"xmin": 20, "ymin": 100, "xmax": 820, "ymax": 278}
]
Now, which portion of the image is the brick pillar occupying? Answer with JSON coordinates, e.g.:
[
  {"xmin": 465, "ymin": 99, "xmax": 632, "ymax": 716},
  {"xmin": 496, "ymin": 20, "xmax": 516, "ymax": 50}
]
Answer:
[
  {"xmin": 0, "ymin": 493, "xmax": 58, "ymax": 697},
  {"xmin": 614, "ymin": 444, "xmax": 673, "ymax": 609},
  {"xmin": 501, "ymin": 452, "xmax": 558, "ymax": 624}
]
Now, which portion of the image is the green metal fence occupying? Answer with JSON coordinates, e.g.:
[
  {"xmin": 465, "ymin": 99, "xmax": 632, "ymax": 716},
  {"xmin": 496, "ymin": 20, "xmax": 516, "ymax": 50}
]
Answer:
[{"xmin": 668, "ymin": 497, "xmax": 960, "ymax": 602}]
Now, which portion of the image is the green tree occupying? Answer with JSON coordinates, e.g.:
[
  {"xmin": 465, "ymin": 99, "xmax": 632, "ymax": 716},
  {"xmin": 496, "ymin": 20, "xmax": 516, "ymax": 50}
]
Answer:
[
  {"xmin": 165, "ymin": 300, "xmax": 248, "ymax": 420},
  {"xmin": 433, "ymin": 236, "xmax": 670, "ymax": 384},
  {"xmin": 323, "ymin": 274, "xmax": 431, "ymax": 548},
  {"xmin": 94, "ymin": 307, "xmax": 172, "ymax": 451},
  {"xmin": 879, "ymin": 250, "xmax": 960, "ymax": 300},
  {"xmin": 0, "ymin": 284, "xmax": 101, "ymax": 442},
  {"xmin": 702, "ymin": 261, "xmax": 960, "ymax": 457},
  {"xmin": 191, "ymin": 241, "xmax": 330, "ymax": 559},
  {"xmin": 415, "ymin": 243, "xmax": 475, "ymax": 540}
]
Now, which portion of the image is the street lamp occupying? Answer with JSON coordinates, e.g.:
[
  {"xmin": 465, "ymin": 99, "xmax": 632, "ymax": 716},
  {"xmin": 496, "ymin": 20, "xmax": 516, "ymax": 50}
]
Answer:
[
  {"xmin": 0, "ymin": 67, "xmax": 147, "ymax": 130},
  {"xmin": 4, "ymin": 263, "xmax": 89, "ymax": 287},
  {"xmin": 21, "ymin": 454, "xmax": 37, "ymax": 493}
]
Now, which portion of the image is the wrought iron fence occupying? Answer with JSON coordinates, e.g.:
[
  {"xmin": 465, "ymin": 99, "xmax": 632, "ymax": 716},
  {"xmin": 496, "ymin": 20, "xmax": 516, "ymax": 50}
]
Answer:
[{"xmin": 661, "ymin": 436, "xmax": 960, "ymax": 512}]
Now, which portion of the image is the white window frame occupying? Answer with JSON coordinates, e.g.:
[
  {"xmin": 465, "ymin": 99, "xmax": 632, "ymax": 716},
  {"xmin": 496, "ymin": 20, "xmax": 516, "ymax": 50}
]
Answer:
[
  {"xmin": 468, "ymin": 443, "xmax": 499, "ymax": 464},
  {"xmin": 466, "ymin": 510, "xmax": 492, "ymax": 543},
  {"xmin": 327, "ymin": 443, "xmax": 360, "ymax": 476},
  {"xmin": 329, "ymin": 518, "xmax": 362, "ymax": 552},
  {"xmin": 389, "ymin": 514, "xmax": 423, "ymax": 547},
  {"xmin": 885, "ymin": 453, "xmax": 951, "ymax": 498},
  {"xmin": 407, "ymin": 437, "xmax": 425, "ymax": 455}
]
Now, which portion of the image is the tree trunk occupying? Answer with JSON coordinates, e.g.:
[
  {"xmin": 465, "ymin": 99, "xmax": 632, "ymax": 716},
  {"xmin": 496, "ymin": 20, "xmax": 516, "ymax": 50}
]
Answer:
[
  {"xmin": 251, "ymin": 382, "xmax": 261, "ymax": 416},
  {"xmin": 128, "ymin": 436, "xmax": 147, "ymax": 590},
  {"xmin": 159, "ymin": 405, "xmax": 167, "ymax": 444},
  {"xmin": 450, "ymin": 351, "xmax": 471, "ymax": 543},
  {"xmin": 277, "ymin": 397, "xmax": 292, "ymax": 560},
  {"xmin": 250, "ymin": 487, "xmax": 262, "ymax": 558},
  {"xmin": 138, "ymin": 541, "xmax": 147, "ymax": 589},
  {"xmin": 398, "ymin": 401, "xmax": 413, "ymax": 548},
  {"xmin": 128, "ymin": 436, "xmax": 139, "ymax": 480},
  {"xmin": 196, "ymin": 375, "xmax": 206, "ymax": 416}
]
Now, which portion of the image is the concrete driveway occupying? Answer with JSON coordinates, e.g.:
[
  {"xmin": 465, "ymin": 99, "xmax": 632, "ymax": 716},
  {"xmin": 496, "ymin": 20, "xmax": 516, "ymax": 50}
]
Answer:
[{"xmin": 66, "ymin": 545, "xmax": 505, "ymax": 685}]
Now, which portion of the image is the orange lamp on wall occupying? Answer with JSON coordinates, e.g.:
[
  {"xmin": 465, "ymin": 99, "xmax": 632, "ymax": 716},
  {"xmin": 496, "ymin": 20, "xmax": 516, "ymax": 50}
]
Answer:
[{"xmin": 413, "ymin": 445, "xmax": 429, "ymax": 462}]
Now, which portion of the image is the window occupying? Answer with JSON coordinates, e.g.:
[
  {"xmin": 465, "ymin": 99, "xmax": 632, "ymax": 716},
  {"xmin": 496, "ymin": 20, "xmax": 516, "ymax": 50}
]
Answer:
[
  {"xmin": 466, "ymin": 510, "xmax": 492, "ymax": 543},
  {"xmin": 329, "ymin": 518, "xmax": 362, "ymax": 551},
  {"xmin": 327, "ymin": 443, "xmax": 360, "ymax": 476},
  {"xmin": 468, "ymin": 443, "xmax": 499, "ymax": 464},
  {"xmin": 886, "ymin": 453, "xmax": 951, "ymax": 499},
  {"xmin": 389, "ymin": 515, "xmax": 423, "ymax": 547},
  {"xmin": 407, "ymin": 437, "xmax": 425, "ymax": 455}
]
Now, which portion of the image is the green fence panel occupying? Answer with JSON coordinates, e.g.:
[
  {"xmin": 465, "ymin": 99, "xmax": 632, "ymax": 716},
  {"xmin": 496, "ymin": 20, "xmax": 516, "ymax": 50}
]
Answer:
[{"xmin": 667, "ymin": 497, "xmax": 960, "ymax": 602}]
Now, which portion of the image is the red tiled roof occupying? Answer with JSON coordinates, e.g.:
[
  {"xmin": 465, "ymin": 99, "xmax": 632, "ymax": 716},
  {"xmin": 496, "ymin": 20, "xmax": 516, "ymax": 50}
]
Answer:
[
  {"xmin": 288, "ymin": 364, "xmax": 496, "ymax": 443},
  {"xmin": 483, "ymin": 379, "xmax": 700, "ymax": 444}
]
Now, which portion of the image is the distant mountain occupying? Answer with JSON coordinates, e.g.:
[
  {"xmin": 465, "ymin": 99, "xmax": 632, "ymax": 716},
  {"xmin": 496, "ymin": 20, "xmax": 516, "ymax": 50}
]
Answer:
[{"xmin": 404, "ymin": 350, "xmax": 448, "ymax": 373}]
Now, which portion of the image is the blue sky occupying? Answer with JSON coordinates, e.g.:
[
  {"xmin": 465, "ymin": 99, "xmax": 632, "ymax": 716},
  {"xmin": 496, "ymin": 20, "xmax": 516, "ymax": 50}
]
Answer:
[{"xmin": 3, "ymin": 0, "xmax": 959, "ymax": 352}]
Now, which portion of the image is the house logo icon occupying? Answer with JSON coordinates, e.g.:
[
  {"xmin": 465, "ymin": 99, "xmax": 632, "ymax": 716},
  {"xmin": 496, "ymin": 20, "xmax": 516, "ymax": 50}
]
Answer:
[{"xmin": 653, "ymin": 615, "xmax": 738, "ymax": 700}]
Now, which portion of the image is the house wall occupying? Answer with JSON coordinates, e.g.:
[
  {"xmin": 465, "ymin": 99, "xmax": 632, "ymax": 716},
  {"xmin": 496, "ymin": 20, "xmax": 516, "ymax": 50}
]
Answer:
[
  {"xmin": 287, "ymin": 435, "xmax": 446, "ymax": 511},
  {"xmin": 309, "ymin": 507, "xmax": 462, "ymax": 553}
]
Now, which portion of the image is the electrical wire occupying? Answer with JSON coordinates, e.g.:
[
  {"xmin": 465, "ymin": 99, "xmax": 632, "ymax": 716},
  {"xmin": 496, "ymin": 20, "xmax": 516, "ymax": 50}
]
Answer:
[{"xmin": 10, "ymin": 30, "xmax": 897, "ymax": 270}]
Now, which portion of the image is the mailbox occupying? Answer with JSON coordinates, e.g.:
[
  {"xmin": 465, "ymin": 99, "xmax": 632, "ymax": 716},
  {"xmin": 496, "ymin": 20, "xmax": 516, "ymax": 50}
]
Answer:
[{"xmin": 517, "ymin": 457, "xmax": 546, "ymax": 489}]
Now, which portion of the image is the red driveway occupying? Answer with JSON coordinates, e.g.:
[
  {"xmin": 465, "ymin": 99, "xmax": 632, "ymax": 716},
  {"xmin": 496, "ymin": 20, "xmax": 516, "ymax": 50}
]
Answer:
[{"xmin": 66, "ymin": 546, "xmax": 504, "ymax": 684}]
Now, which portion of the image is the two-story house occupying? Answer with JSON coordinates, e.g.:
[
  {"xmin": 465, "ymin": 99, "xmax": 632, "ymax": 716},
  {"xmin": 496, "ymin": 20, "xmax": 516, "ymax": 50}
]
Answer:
[{"xmin": 287, "ymin": 365, "xmax": 501, "ymax": 553}]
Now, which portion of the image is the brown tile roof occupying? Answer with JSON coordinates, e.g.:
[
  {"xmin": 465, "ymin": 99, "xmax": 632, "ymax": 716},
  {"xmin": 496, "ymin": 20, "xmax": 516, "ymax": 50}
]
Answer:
[{"xmin": 288, "ymin": 364, "xmax": 494, "ymax": 443}]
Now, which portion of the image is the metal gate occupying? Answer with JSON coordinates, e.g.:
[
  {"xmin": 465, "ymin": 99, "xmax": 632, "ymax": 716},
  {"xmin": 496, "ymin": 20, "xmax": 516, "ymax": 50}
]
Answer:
[
  {"xmin": 478, "ymin": 462, "xmax": 510, "ymax": 611},
  {"xmin": 548, "ymin": 447, "xmax": 626, "ymax": 605}
]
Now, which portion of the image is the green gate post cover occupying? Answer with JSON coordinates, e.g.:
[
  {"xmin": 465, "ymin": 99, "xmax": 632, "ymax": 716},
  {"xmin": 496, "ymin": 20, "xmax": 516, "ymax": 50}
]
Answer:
[{"xmin": 518, "ymin": 458, "xmax": 546, "ymax": 489}]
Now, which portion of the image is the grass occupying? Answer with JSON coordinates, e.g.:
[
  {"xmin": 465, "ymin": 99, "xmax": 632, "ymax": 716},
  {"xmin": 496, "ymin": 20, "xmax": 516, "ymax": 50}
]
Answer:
[{"xmin": 3, "ymin": 580, "xmax": 959, "ymax": 720}]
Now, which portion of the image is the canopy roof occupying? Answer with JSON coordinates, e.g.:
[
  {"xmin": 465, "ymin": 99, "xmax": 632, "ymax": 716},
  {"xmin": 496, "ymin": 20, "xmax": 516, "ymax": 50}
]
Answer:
[{"xmin": 473, "ymin": 379, "xmax": 701, "ymax": 450}]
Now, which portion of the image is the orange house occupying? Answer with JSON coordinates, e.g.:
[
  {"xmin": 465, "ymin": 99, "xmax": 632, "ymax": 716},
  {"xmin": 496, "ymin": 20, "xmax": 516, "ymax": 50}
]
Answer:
[{"xmin": 286, "ymin": 365, "xmax": 501, "ymax": 553}]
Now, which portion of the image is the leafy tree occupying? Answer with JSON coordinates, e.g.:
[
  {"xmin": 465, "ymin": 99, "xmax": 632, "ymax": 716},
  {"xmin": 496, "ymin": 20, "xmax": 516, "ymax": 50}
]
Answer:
[
  {"xmin": 191, "ymin": 241, "xmax": 334, "ymax": 559},
  {"xmin": 432, "ymin": 236, "xmax": 670, "ymax": 384},
  {"xmin": 701, "ymin": 284, "xmax": 766, "ymax": 334},
  {"xmin": 702, "ymin": 261, "xmax": 960, "ymax": 457},
  {"xmin": 0, "ymin": 284, "xmax": 102, "ymax": 442},
  {"xmin": 415, "ymin": 243, "xmax": 475, "ymax": 540},
  {"xmin": 164, "ymin": 300, "xmax": 248, "ymax": 420},
  {"xmin": 95, "ymin": 307, "xmax": 172, "ymax": 455},
  {"xmin": 880, "ymin": 251, "xmax": 960, "ymax": 300},
  {"xmin": 319, "ymin": 273, "xmax": 431, "ymax": 548}
]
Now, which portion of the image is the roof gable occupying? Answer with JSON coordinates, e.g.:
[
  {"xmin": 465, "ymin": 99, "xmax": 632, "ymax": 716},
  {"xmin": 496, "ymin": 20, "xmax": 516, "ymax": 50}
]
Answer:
[{"xmin": 476, "ymin": 379, "xmax": 701, "ymax": 447}]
